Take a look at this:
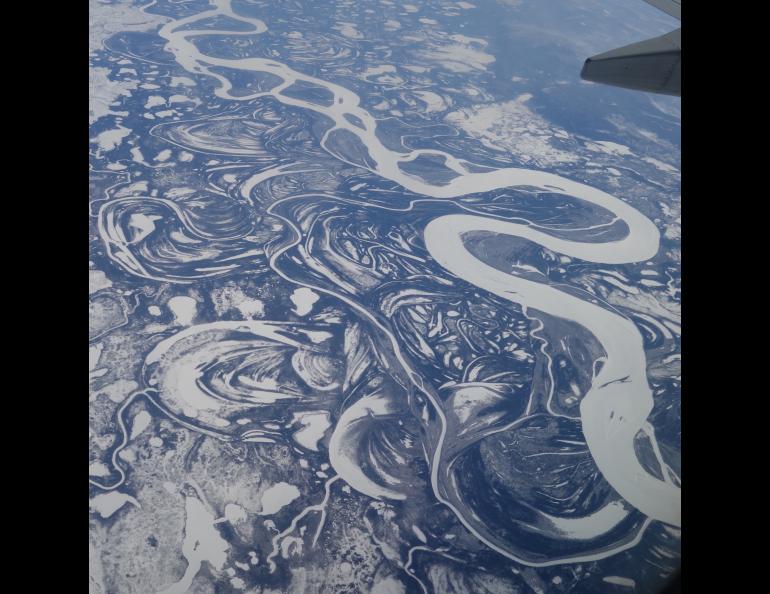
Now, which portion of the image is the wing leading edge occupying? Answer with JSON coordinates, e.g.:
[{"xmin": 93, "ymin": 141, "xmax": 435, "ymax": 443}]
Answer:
[{"xmin": 580, "ymin": 1, "xmax": 681, "ymax": 96}]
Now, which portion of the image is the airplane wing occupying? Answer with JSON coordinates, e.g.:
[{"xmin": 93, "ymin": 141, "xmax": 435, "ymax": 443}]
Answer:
[
  {"xmin": 642, "ymin": 0, "xmax": 681, "ymax": 20},
  {"xmin": 580, "ymin": 1, "xmax": 681, "ymax": 96}
]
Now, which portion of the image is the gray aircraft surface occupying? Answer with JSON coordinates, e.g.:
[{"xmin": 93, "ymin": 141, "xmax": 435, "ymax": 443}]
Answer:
[{"xmin": 581, "ymin": 0, "xmax": 681, "ymax": 96}]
